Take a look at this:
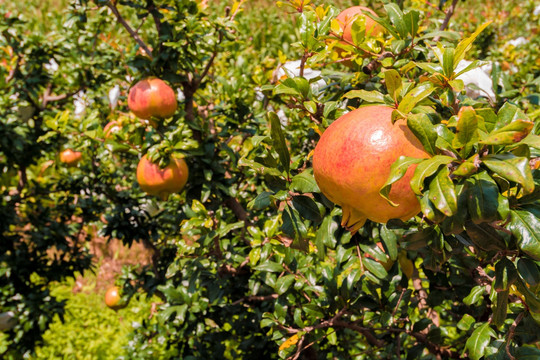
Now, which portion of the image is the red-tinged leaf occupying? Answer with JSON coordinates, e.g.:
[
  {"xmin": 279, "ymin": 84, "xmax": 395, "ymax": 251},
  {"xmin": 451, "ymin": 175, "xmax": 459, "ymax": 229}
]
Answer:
[
  {"xmin": 482, "ymin": 155, "xmax": 535, "ymax": 195},
  {"xmin": 481, "ymin": 119, "xmax": 534, "ymax": 145}
]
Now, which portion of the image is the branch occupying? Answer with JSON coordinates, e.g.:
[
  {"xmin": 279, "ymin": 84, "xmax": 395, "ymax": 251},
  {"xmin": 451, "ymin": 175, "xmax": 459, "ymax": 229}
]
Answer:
[
  {"xmin": 433, "ymin": 0, "xmax": 459, "ymax": 42},
  {"xmin": 505, "ymin": 311, "xmax": 525, "ymax": 360},
  {"xmin": 107, "ymin": 1, "xmax": 153, "ymax": 59},
  {"xmin": 332, "ymin": 321, "xmax": 385, "ymax": 348},
  {"xmin": 224, "ymin": 197, "xmax": 249, "ymax": 221},
  {"xmin": 231, "ymin": 293, "xmax": 278, "ymax": 306}
]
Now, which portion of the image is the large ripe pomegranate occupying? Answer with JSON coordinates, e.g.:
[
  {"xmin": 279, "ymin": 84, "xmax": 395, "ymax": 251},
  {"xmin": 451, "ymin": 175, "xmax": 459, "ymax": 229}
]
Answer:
[
  {"xmin": 313, "ymin": 106, "xmax": 429, "ymax": 233},
  {"xmin": 59, "ymin": 149, "xmax": 82, "ymax": 167},
  {"xmin": 128, "ymin": 78, "xmax": 177, "ymax": 120},
  {"xmin": 336, "ymin": 6, "xmax": 384, "ymax": 42},
  {"xmin": 136, "ymin": 154, "xmax": 189, "ymax": 200}
]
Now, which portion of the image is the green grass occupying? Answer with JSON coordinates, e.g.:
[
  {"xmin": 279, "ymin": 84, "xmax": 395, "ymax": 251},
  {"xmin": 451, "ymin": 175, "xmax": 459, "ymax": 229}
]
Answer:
[{"xmin": 31, "ymin": 275, "xmax": 158, "ymax": 360}]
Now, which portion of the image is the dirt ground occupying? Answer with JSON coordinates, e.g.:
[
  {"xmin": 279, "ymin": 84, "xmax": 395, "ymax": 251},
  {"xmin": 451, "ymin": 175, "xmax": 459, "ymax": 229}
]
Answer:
[{"xmin": 71, "ymin": 226, "xmax": 153, "ymax": 293}]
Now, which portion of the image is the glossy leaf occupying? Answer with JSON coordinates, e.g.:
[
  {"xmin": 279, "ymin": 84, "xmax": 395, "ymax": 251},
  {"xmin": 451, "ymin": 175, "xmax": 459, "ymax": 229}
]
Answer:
[
  {"xmin": 491, "ymin": 290, "xmax": 508, "ymax": 327},
  {"xmin": 411, "ymin": 155, "xmax": 454, "ymax": 195},
  {"xmin": 384, "ymin": 69, "xmax": 402, "ymax": 102},
  {"xmin": 428, "ymin": 166, "xmax": 457, "ymax": 216},
  {"xmin": 269, "ymin": 111, "xmax": 291, "ymax": 175},
  {"xmin": 454, "ymin": 21, "xmax": 492, "ymax": 67},
  {"xmin": 466, "ymin": 172, "xmax": 499, "ymax": 224},
  {"xmin": 509, "ymin": 210, "xmax": 540, "ymax": 260},
  {"xmin": 453, "ymin": 106, "xmax": 478, "ymax": 158},
  {"xmin": 398, "ymin": 82, "xmax": 435, "ymax": 114},
  {"xmin": 407, "ymin": 113, "xmax": 438, "ymax": 155},
  {"xmin": 343, "ymin": 89, "xmax": 385, "ymax": 104},
  {"xmin": 493, "ymin": 258, "xmax": 518, "ymax": 292},
  {"xmin": 380, "ymin": 156, "xmax": 423, "ymax": 205},
  {"xmin": 465, "ymin": 323, "xmax": 496, "ymax": 360},
  {"xmin": 517, "ymin": 258, "xmax": 540, "ymax": 287},
  {"xmin": 481, "ymin": 119, "xmax": 534, "ymax": 145},
  {"xmin": 290, "ymin": 170, "xmax": 320, "ymax": 193},
  {"xmin": 482, "ymin": 155, "xmax": 534, "ymax": 195}
]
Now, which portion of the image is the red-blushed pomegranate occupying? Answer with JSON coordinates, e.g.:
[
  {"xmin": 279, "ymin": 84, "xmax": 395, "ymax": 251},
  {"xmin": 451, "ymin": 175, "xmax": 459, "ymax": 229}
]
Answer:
[
  {"xmin": 104, "ymin": 286, "xmax": 123, "ymax": 310},
  {"xmin": 128, "ymin": 78, "xmax": 177, "ymax": 120},
  {"xmin": 336, "ymin": 6, "xmax": 384, "ymax": 42},
  {"xmin": 59, "ymin": 149, "xmax": 82, "ymax": 167},
  {"xmin": 136, "ymin": 154, "xmax": 189, "ymax": 200},
  {"xmin": 313, "ymin": 105, "xmax": 429, "ymax": 233}
]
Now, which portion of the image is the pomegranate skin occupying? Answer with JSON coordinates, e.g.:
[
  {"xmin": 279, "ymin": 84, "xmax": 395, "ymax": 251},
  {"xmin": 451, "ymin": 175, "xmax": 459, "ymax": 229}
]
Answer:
[
  {"xmin": 59, "ymin": 149, "xmax": 82, "ymax": 167},
  {"xmin": 128, "ymin": 78, "xmax": 177, "ymax": 120},
  {"xmin": 336, "ymin": 6, "xmax": 384, "ymax": 42},
  {"xmin": 313, "ymin": 106, "xmax": 429, "ymax": 232},
  {"xmin": 136, "ymin": 155, "xmax": 189, "ymax": 200}
]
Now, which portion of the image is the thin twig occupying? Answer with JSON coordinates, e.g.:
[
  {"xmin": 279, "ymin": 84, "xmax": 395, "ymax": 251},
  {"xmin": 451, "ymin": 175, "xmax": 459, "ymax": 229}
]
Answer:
[
  {"xmin": 433, "ymin": 0, "xmax": 459, "ymax": 42},
  {"xmin": 107, "ymin": 1, "xmax": 153, "ymax": 59},
  {"xmin": 231, "ymin": 293, "xmax": 278, "ymax": 306},
  {"xmin": 505, "ymin": 311, "xmax": 525, "ymax": 360}
]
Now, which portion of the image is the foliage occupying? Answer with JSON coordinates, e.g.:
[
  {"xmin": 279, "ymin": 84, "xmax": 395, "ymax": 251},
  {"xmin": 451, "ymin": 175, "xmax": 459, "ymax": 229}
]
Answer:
[
  {"xmin": 31, "ymin": 275, "xmax": 161, "ymax": 360},
  {"xmin": 1, "ymin": 0, "xmax": 540, "ymax": 359}
]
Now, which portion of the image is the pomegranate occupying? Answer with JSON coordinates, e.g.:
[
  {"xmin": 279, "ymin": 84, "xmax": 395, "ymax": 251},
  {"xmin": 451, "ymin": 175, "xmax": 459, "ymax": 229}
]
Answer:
[
  {"xmin": 313, "ymin": 105, "xmax": 429, "ymax": 232},
  {"xmin": 336, "ymin": 6, "xmax": 384, "ymax": 42},
  {"xmin": 104, "ymin": 286, "xmax": 123, "ymax": 309},
  {"xmin": 128, "ymin": 78, "xmax": 177, "ymax": 120},
  {"xmin": 59, "ymin": 149, "xmax": 82, "ymax": 167},
  {"xmin": 136, "ymin": 154, "xmax": 189, "ymax": 200}
]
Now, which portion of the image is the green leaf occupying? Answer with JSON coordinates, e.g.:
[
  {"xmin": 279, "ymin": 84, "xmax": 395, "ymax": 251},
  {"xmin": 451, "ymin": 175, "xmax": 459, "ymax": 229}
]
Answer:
[
  {"xmin": 494, "ymin": 102, "xmax": 528, "ymax": 130},
  {"xmin": 521, "ymin": 134, "xmax": 540, "ymax": 150},
  {"xmin": 466, "ymin": 172, "xmax": 499, "ymax": 224},
  {"xmin": 363, "ymin": 258, "xmax": 388, "ymax": 279},
  {"xmin": 463, "ymin": 285, "xmax": 486, "ymax": 306},
  {"xmin": 411, "ymin": 155, "xmax": 454, "ymax": 195},
  {"xmin": 442, "ymin": 47, "xmax": 455, "ymax": 78},
  {"xmin": 398, "ymin": 82, "xmax": 435, "ymax": 114},
  {"xmin": 465, "ymin": 222, "xmax": 506, "ymax": 251},
  {"xmin": 517, "ymin": 258, "xmax": 540, "ymax": 287},
  {"xmin": 275, "ymin": 274, "xmax": 296, "ymax": 295},
  {"xmin": 407, "ymin": 113, "xmax": 438, "ymax": 155},
  {"xmin": 419, "ymin": 191, "xmax": 446, "ymax": 223},
  {"xmin": 379, "ymin": 156, "xmax": 424, "ymax": 205},
  {"xmin": 384, "ymin": 69, "xmax": 402, "ymax": 102},
  {"xmin": 290, "ymin": 170, "xmax": 320, "ymax": 193},
  {"xmin": 402, "ymin": 10, "xmax": 420, "ymax": 37},
  {"xmin": 380, "ymin": 225, "xmax": 398, "ymax": 261},
  {"xmin": 254, "ymin": 261, "xmax": 285, "ymax": 273},
  {"xmin": 493, "ymin": 258, "xmax": 518, "ymax": 292},
  {"xmin": 454, "ymin": 21, "xmax": 492, "ymax": 67},
  {"xmin": 509, "ymin": 210, "xmax": 540, "ymax": 260},
  {"xmin": 343, "ymin": 89, "xmax": 385, "ymax": 103},
  {"xmin": 453, "ymin": 106, "xmax": 478, "ymax": 158},
  {"xmin": 248, "ymin": 191, "xmax": 273, "ymax": 210},
  {"xmin": 282, "ymin": 205, "xmax": 308, "ymax": 250},
  {"xmin": 482, "ymin": 155, "xmax": 534, "ymax": 195},
  {"xmin": 481, "ymin": 119, "xmax": 534, "ymax": 145},
  {"xmin": 384, "ymin": 3, "xmax": 407, "ymax": 39},
  {"xmin": 465, "ymin": 323, "xmax": 496, "ymax": 360},
  {"xmin": 457, "ymin": 314, "xmax": 476, "ymax": 331},
  {"xmin": 476, "ymin": 108, "xmax": 498, "ymax": 133},
  {"xmin": 292, "ymin": 195, "xmax": 322, "ymax": 222},
  {"xmin": 269, "ymin": 112, "xmax": 290, "ymax": 175},
  {"xmin": 428, "ymin": 166, "xmax": 457, "ymax": 216},
  {"xmin": 491, "ymin": 290, "xmax": 508, "ymax": 327}
]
